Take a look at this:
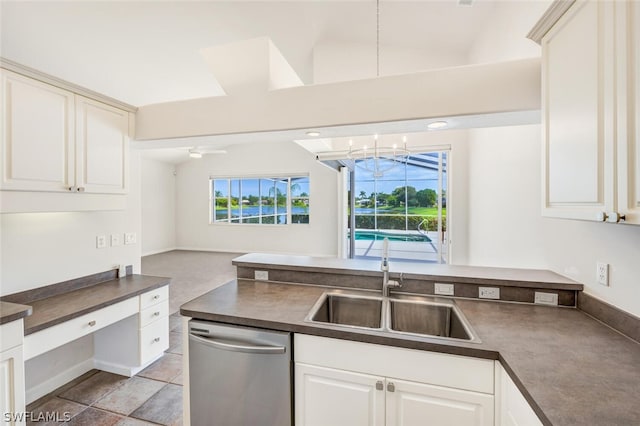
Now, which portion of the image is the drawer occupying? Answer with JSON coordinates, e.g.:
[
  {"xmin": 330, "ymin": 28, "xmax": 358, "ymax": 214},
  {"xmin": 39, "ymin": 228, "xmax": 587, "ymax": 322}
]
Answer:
[
  {"xmin": 24, "ymin": 297, "xmax": 138, "ymax": 360},
  {"xmin": 139, "ymin": 300, "xmax": 169, "ymax": 328},
  {"xmin": 0, "ymin": 319, "xmax": 24, "ymax": 352},
  {"xmin": 139, "ymin": 315, "xmax": 169, "ymax": 364},
  {"xmin": 140, "ymin": 286, "xmax": 169, "ymax": 310}
]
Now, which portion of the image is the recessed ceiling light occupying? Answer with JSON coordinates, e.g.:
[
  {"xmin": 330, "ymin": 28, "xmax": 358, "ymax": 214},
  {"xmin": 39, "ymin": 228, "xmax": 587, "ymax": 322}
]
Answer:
[
  {"xmin": 306, "ymin": 131, "xmax": 321, "ymax": 137},
  {"xmin": 427, "ymin": 121, "xmax": 448, "ymax": 130}
]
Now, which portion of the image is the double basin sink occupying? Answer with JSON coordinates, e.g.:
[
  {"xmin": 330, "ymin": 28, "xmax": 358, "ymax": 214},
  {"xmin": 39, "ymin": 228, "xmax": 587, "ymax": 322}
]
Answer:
[{"xmin": 305, "ymin": 291, "xmax": 480, "ymax": 343}]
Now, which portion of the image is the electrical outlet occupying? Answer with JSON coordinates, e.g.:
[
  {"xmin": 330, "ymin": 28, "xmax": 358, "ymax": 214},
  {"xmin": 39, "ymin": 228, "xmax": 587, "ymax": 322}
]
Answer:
[
  {"xmin": 96, "ymin": 235, "xmax": 107, "ymax": 249},
  {"xmin": 534, "ymin": 292, "xmax": 559, "ymax": 306},
  {"xmin": 597, "ymin": 262, "xmax": 609, "ymax": 286},
  {"xmin": 111, "ymin": 234, "xmax": 121, "ymax": 247},
  {"xmin": 434, "ymin": 283, "xmax": 455, "ymax": 296},
  {"xmin": 254, "ymin": 270, "xmax": 269, "ymax": 281},
  {"xmin": 124, "ymin": 232, "xmax": 137, "ymax": 245},
  {"xmin": 479, "ymin": 287, "xmax": 500, "ymax": 300}
]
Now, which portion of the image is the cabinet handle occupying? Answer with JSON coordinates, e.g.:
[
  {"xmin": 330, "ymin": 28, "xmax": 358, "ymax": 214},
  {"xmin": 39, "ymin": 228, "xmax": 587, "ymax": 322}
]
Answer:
[
  {"xmin": 596, "ymin": 211, "xmax": 608, "ymax": 222},
  {"xmin": 387, "ymin": 382, "xmax": 395, "ymax": 392},
  {"xmin": 77, "ymin": 186, "xmax": 85, "ymax": 192},
  {"xmin": 68, "ymin": 186, "xmax": 76, "ymax": 192},
  {"xmin": 88, "ymin": 320, "xmax": 96, "ymax": 327},
  {"xmin": 607, "ymin": 212, "xmax": 626, "ymax": 223},
  {"xmin": 153, "ymin": 337, "xmax": 160, "ymax": 343},
  {"xmin": 153, "ymin": 295, "xmax": 160, "ymax": 300},
  {"xmin": 153, "ymin": 311, "xmax": 160, "ymax": 317},
  {"xmin": 375, "ymin": 381, "xmax": 384, "ymax": 391}
]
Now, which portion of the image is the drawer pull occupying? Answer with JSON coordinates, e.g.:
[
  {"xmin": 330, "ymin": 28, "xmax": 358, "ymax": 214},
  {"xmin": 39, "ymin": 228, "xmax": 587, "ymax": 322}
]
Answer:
[
  {"xmin": 88, "ymin": 320, "xmax": 96, "ymax": 327},
  {"xmin": 153, "ymin": 311, "xmax": 160, "ymax": 317},
  {"xmin": 153, "ymin": 337, "xmax": 160, "ymax": 343},
  {"xmin": 152, "ymin": 295, "xmax": 160, "ymax": 300}
]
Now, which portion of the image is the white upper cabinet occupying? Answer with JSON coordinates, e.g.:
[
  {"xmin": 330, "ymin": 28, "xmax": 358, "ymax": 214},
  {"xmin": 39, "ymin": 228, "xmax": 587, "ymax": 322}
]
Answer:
[
  {"xmin": 1, "ymin": 70, "xmax": 75, "ymax": 192},
  {"xmin": 76, "ymin": 96, "xmax": 129, "ymax": 194},
  {"xmin": 538, "ymin": 0, "xmax": 639, "ymax": 225},
  {"xmin": 1, "ymin": 69, "xmax": 130, "ymax": 199},
  {"xmin": 617, "ymin": 1, "xmax": 640, "ymax": 223}
]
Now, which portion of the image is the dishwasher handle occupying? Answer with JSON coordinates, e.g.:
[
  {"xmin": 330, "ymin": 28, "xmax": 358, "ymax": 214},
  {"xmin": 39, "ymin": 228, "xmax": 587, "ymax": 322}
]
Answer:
[{"xmin": 189, "ymin": 332, "xmax": 287, "ymax": 354}]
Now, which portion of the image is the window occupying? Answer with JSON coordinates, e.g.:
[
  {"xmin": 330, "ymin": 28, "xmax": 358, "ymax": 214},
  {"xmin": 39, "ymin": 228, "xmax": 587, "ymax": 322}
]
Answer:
[
  {"xmin": 211, "ymin": 176, "xmax": 309, "ymax": 225},
  {"xmin": 347, "ymin": 151, "xmax": 448, "ymax": 263}
]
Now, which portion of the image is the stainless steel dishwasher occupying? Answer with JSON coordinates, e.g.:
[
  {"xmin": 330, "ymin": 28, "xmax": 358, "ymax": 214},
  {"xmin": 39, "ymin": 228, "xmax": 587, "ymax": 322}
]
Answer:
[{"xmin": 188, "ymin": 320, "xmax": 292, "ymax": 426}]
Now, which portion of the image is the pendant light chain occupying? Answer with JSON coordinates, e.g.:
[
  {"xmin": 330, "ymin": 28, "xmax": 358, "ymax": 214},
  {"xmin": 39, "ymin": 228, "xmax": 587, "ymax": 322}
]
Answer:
[{"xmin": 376, "ymin": 0, "xmax": 380, "ymax": 77}]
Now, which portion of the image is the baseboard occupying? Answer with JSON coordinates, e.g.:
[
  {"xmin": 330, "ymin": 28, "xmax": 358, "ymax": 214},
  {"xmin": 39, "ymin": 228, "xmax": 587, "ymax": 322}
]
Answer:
[
  {"xmin": 142, "ymin": 247, "xmax": 178, "ymax": 257},
  {"xmin": 94, "ymin": 353, "xmax": 164, "ymax": 377},
  {"xmin": 174, "ymin": 246, "xmax": 335, "ymax": 257},
  {"xmin": 26, "ymin": 358, "xmax": 94, "ymax": 404}
]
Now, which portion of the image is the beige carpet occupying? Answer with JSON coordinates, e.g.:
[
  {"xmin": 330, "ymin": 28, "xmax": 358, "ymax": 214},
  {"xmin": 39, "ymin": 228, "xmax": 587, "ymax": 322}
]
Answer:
[{"xmin": 141, "ymin": 250, "xmax": 241, "ymax": 314}]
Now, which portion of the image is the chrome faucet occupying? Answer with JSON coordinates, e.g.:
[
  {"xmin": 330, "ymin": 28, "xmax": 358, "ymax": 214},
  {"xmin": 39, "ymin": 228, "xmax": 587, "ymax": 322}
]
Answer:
[{"xmin": 381, "ymin": 237, "xmax": 401, "ymax": 297}]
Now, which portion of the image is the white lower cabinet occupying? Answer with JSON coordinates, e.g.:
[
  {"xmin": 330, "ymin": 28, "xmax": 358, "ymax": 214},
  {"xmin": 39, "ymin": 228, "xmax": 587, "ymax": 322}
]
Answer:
[
  {"xmin": 294, "ymin": 334, "xmax": 494, "ymax": 426},
  {"xmin": 296, "ymin": 364, "xmax": 385, "ymax": 426},
  {"xmin": 0, "ymin": 320, "xmax": 26, "ymax": 426},
  {"xmin": 387, "ymin": 378, "xmax": 493, "ymax": 426},
  {"xmin": 495, "ymin": 363, "xmax": 542, "ymax": 426}
]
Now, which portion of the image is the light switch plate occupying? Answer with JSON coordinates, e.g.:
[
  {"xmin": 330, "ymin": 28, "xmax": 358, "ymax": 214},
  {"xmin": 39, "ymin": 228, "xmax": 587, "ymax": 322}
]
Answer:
[
  {"xmin": 111, "ymin": 234, "xmax": 121, "ymax": 247},
  {"xmin": 434, "ymin": 283, "xmax": 455, "ymax": 296},
  {"xmin": 479, "ymin": 287, "xmax": 500, "ymax": 300}
]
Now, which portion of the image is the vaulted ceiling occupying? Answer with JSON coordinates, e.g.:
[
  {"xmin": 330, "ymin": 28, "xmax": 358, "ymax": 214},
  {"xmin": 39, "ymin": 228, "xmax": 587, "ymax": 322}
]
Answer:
[{"xmin": 1, "ymin": 0, "xmax": 507, "ymax": 107}]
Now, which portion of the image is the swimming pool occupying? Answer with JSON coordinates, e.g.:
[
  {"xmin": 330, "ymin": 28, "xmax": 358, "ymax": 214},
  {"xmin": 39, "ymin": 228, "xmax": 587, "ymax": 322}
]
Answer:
[{"xmin": 353, "ymin": 230, "xmax": 431, "ymax": 243}]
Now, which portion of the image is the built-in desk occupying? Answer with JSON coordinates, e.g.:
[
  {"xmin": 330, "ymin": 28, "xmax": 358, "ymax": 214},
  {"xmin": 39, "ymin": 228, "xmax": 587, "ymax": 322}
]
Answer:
[{"xmin": 1, "ymin": 273, "xmax": 171, "ymax": 406}]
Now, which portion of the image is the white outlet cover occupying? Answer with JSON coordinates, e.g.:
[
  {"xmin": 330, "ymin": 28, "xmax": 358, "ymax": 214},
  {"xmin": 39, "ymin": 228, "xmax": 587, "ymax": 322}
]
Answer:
[
  {"xmin": 597, "ymin": 262, "xmax": 609, "ymax": 286},
  {"xmin": 479, "ymin": 287, "xmax": 500, "ymax": 300},
  {"xmin": 124, "ymin": 232, "xmax": 137, "ymax": 245},
  {"xmin": 111, "ymin": 234, "xmax": 121, "ymax": 247},
  {"xmin": 255, "ymin": 270, "xmax": 269, "ymax": 281},
  {"xmin": 534, "ymin": 292, "xmax": 559, "ymax": 305},
  {"xmin": 434, "ymin": 283, "xmax": 455, "ymax": 296},
  {"xmin": 96, "ymin": 235, "xmax": 107, "ymax": 249}
]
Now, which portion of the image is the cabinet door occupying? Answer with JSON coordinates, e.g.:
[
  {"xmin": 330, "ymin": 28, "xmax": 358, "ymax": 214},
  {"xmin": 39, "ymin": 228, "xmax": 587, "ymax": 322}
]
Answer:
[
  {"xmin": 617, "ymin": 0, "xmax": 640, "ymax": 224},
  {"xmin": 386, "ymin": 378, "xmax": 493, "ymax": 426},
  {"xmin": 0, "ymin": 345, "xmax": 26, "ymax": 426},
  {"xmin": 541, "ymin": 0, "xmax": 616, "ymax": 220},
  {"xmin": 1, "ymin": 70, "xmax": 74, "ymax": 192},
  {"xmin": 496, "ymin": 366, "xmax": 542, "ymax": 426},
  {"xmin": 295, "ymin": 363, "xmax": 385, "ymax": 426},
  {"xmin": 75, "ymin": 96, "xmax": 129, "ymax": 194}
]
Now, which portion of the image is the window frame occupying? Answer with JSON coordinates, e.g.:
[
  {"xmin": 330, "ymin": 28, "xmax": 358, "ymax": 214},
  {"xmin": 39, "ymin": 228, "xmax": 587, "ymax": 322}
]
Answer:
[{"xmin": 209, "ymin": 174, "xmax": 310, "ymax": 226}]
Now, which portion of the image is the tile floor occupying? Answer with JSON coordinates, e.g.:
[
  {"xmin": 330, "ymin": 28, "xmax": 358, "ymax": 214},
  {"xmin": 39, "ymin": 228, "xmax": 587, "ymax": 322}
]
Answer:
[{"xmin": 27, "ymin": 313, "xmax": 185, "ymax": 426}]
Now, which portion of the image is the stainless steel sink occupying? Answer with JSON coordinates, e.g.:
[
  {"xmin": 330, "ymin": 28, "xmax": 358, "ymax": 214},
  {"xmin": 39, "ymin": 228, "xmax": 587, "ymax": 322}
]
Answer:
[
  {"xmin": 305, "ymin": 292, "xmax": 479, "ymax": 342},
  {"xmin": 306, "ymin": 292, "xmax": 384, "ymax": 330},
  {"xmin": 386, "ymin": 298, "xmax": 477, "ymax": 341}
]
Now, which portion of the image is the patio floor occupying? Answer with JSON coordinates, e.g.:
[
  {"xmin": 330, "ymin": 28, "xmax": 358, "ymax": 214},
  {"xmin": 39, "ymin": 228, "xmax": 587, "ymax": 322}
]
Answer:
[{"xmin": 351, "ymin": 231, "xmax": 448, "ymax": 263}]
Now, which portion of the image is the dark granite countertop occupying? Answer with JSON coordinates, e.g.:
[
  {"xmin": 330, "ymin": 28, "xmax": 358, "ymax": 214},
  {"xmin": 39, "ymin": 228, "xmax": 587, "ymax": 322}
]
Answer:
[
  {"xmin": 0, "ymin": 301, "xmax": 32, "ymax": 325},
  {"xmin": 22, "ymin": 275, "xmax": 170, "ymax": 335},
  {"xmin": 181, "ymin": 279, "xmax": 640, "ymax": 426},
  {"xmin": 232, "ymin": 253, "xmax": 583, "ymax": 290}
]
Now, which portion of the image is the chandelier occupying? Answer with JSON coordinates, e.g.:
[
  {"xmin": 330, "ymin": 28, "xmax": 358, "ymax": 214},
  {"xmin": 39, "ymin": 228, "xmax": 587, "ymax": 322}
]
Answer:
[{"xmin": 347, "ymin": 135, "xmax": 410, "ymax": 178}]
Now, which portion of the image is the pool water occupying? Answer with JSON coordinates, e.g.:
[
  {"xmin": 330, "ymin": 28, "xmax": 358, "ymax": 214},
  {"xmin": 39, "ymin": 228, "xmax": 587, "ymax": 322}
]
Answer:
[{"xmin": 354, "ymin": 230, "xmax": 431, "ymax": 243}]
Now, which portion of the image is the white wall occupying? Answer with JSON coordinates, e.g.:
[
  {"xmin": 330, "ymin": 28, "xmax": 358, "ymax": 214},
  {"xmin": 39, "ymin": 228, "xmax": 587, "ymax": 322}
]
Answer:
[
  {"xmin": 141, "ymin": 158, "xmax": 176, "ymax": 256},
  {"xmin": 175, "ymin": 141, "xmax": 339, "ymax": 256},
  {"xmin": 465, "ymin": 1, "xmax": 640, "ymax": 317},
  {"xmin": 313, "ymin": 40, "xmax": 468, "ymax": 84},
  {"xmin": 0, "ymin": 152, "xmax": 142, "ymax": 296}
]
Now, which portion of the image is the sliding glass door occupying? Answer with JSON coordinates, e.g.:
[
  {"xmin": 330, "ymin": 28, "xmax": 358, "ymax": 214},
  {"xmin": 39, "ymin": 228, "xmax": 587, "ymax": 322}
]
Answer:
[{"xmin": 347, "ymin": 150, "xmax": 449, "ymax": 263}]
